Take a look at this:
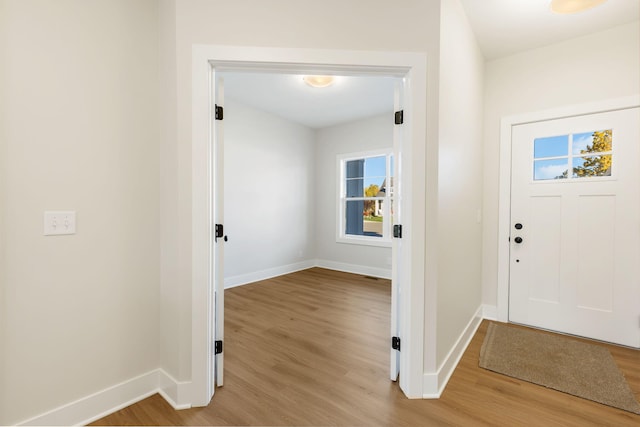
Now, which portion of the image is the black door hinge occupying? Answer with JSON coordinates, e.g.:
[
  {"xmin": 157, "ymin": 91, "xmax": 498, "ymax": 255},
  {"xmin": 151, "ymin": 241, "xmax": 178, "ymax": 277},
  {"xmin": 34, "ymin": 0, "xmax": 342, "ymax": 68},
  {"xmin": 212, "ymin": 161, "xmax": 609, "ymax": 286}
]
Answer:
[
  {"xmin": 215, "ymin": 224, "xmax": 224, "ymax": 242},
  {"xmin": 394, "ymin": 110, "xmax": 404, "ymax": 125},
  {"xmin": 215, "ymin": 340, "xmax": 223, "ymax": 355},
  {"xmin": 215, "ymin": 104, "xmax": 224, "ymax": 120},
  {"xmin": 392, "ymin": 336, "xmax": 401, "ymax": 351},
  {"xmin": 393, "ymin": 224, "xmax": 402, "ymax": 239}
]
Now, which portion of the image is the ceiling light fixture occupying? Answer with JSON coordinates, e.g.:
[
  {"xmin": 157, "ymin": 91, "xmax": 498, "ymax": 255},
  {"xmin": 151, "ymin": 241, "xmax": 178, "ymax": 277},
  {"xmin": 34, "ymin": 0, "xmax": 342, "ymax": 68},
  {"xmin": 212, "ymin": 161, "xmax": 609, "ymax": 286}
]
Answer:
[
  {"xmin": 550, "ymin": 0, "xmax": 608, "ymax": 14},
  {"xmin": 303, "ymin": 75, "xmax": 335, "ymax": 88}
]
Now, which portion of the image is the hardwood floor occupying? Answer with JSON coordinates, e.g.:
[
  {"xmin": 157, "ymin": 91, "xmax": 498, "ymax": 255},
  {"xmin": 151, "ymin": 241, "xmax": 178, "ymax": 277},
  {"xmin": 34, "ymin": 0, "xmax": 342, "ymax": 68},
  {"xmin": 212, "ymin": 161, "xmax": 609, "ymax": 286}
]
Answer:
[{"xmin": 92, "ymin": 267, "xmax": 640, "ymax": 426}]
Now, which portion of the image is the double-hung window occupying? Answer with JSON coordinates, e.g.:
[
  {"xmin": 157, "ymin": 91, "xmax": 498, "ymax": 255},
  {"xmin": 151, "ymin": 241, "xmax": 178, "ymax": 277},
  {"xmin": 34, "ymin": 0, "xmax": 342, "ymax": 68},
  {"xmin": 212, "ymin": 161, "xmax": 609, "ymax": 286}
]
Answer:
[{"xmin": 337, "ymin": 149, "xmax": 394, "ymax": 247}]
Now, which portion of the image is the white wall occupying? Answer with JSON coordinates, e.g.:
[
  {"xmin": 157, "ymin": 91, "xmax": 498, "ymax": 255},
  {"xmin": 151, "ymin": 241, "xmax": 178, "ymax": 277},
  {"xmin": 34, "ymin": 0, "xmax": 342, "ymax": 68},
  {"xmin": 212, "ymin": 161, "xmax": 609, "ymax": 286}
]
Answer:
[
  {"xmin": 1, "ymin": 1, "xmax": 160, "ymax": 424},
  {"xmin": 223, "ymin": 99, "xmax": 316, "ymax": 285},
  {"xmin": 0, "ymin": 0, "xmax": 7, "ymax": 419},
  {"xmin": 315, "ymin": 114, "xmax": 393, "ymax": 277},
  {"xmin": 158, "ymin": 0, "xmax": 189, "ymax": 384},
  {"xmin": 481, "ymin": 21, "xmax": 640, "ymax": 310},
  {"xmin": 434, "ymin": 0, "xmax": 485, "ymax": 369}
]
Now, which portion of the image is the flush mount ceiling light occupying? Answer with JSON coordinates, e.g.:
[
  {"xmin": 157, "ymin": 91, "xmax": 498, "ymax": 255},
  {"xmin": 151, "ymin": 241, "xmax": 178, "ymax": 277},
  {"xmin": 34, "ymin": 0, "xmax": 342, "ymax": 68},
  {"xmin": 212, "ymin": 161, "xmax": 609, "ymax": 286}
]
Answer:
[
  {"xmin": 550, "ymin": 0, "xmax": 608, "ymax": 14},
  {"xmin": 303, "ymin": 75, "xmax": 335, "ymax": 88}
]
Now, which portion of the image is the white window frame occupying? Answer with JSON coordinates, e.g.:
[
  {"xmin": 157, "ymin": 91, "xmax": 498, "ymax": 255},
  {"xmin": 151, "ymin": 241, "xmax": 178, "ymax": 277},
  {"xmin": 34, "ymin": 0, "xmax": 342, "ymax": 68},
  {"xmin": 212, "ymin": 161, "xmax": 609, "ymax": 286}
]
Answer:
[{"xmin": 336, "ymin": 148, "xmax": 394, "ymax": 247}]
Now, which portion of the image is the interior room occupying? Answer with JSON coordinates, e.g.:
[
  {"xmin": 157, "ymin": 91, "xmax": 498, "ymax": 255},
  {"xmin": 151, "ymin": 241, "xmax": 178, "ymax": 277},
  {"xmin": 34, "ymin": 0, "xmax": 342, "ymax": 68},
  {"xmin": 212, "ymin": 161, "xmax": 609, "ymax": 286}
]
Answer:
[
  {"xmin": 1, "ymin": 0, "xmax": 638, "ymax": 425},
  {"xmin": 220, "ymin": 72, "xmax": 397, "ymax": 287}
]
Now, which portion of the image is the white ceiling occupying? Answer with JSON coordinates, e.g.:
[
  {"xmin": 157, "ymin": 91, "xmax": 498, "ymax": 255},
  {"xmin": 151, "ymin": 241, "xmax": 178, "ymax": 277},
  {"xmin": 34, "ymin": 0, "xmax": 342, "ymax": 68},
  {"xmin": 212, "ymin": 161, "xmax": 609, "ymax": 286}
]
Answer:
[
  {"xmin": 221, "ymin": 72, "xmax": 396, "ymax": 129},
  {"xmin": 221, "ymin": 1, "xmax": 638, "ymax": 129},
  {"xmin": 460, "ymin": 0, "xmax": 639, "ymax": 59}
]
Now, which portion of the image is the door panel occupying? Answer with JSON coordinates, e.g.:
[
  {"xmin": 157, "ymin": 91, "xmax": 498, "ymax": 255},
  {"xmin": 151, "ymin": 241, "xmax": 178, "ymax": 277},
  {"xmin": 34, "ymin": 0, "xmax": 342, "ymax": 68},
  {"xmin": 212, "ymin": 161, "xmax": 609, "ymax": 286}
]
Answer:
[
  {"xmin": 576, "ymin": 195, "xmax": 615, "ymax": 311},
  {"xmin": 213, "ymin": 73, "xmax": 225, "ymax": 388},
  {"xmin": 390, "ymin": 79, "xmax": 404, "ymax": 381},
  {"xmin": 509, "ymin": 107, "xmax": 640, "ymax": 348},
  {"xmin": 528, "ymin": 196, "xmax": 561, "ymax": 303}
]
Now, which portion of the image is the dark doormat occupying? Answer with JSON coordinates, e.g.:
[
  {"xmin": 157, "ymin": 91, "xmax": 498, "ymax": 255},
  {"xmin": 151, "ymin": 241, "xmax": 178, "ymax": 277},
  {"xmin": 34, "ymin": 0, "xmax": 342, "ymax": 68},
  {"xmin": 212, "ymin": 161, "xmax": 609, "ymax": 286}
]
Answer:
[{"xmin": 479, "ymin": 322, "xmax": 640, "ymax": 415}]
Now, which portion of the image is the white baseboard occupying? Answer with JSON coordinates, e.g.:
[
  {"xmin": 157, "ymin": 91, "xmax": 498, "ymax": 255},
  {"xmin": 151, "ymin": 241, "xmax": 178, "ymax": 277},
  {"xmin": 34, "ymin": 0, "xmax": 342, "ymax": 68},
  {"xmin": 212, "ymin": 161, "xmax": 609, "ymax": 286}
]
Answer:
[
  {"xmin": 225, "ymin": 259, "xmax": 392, "ymax": 289},
  {"xmin": 422, "ymin": 305, "xmax": 484, "ymax": 398},
  {"xmin": 314, "ymin": 259, "xmax": 392, "ymax": 280},
  {"xmin": 16, "ymin": 369, "xmax": 190, "ymax": 426},
  {"xmin": 224, "ymin": 259, "xmax": 317, "ymax": 289},
  {"xmin": 157, "ymin": 369, "xmax": 192, "ymax": 411},
  {"xmin": 482, "ymin": 304, "xmax": 498, "ymax": 321}
]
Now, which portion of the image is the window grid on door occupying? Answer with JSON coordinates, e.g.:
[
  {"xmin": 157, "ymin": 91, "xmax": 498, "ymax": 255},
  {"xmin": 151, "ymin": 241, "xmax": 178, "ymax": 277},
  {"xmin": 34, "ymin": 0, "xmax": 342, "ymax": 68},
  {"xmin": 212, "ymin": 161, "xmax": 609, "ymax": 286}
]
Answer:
[{"xmin": 532, "ymin": 129, "xmax": 613, "ymax": 181}]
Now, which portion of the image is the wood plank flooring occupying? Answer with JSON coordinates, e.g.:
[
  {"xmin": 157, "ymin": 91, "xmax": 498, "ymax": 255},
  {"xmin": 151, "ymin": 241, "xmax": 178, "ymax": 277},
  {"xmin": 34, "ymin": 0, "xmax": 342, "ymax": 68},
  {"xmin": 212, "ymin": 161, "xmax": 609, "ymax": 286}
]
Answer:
[{"xmin": 92, "ymin": 267, "xmax": 640, "ymax": 426}]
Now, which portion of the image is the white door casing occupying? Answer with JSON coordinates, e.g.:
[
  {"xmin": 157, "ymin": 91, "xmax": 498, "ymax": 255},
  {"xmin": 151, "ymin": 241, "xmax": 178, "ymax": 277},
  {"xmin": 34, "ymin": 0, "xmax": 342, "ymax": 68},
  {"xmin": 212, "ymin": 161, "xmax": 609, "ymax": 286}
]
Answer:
[
  {"xmin": 506, "ymin": 104, "xmax": 640, "ymax": 348},
  {"xmin": 192, "ymin": 45, "xmax": 428, "ymax": 407}
]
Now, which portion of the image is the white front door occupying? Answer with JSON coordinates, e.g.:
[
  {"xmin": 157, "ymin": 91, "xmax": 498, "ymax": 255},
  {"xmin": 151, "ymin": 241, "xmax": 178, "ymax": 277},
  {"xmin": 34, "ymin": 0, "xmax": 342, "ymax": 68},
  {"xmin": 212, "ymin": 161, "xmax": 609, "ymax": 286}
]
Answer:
[{"xmin": 509, "ymin": 107, "xmax": 640, "ymax": 348}]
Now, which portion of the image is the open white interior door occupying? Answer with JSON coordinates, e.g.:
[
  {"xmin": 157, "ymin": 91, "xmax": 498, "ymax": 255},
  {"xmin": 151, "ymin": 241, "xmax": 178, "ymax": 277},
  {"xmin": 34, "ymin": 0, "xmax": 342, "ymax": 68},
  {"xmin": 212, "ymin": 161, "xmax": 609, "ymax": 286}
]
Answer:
[
  {"xmin": 212, "ymin": 72, "xmax": 225, "ymax": 390},
  {"xmin": 390, "ymin": 79, "xmax": 404, "ymax": 381}
]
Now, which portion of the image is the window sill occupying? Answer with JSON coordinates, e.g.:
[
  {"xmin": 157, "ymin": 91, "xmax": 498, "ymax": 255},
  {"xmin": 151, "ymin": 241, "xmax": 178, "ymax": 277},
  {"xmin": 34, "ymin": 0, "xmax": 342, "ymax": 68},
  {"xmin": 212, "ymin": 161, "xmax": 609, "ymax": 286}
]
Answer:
[{"xmin": 336, "ymin": 235, "xmax": 392, "ymax": 248}]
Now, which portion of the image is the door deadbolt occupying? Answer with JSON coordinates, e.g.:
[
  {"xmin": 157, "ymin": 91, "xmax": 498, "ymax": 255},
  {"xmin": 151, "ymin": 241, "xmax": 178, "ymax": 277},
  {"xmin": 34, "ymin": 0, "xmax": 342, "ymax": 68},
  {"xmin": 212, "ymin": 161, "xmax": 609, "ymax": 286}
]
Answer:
[{"xmin": 514, "ymin": 223, "xmax": 523, "ymax": 230}]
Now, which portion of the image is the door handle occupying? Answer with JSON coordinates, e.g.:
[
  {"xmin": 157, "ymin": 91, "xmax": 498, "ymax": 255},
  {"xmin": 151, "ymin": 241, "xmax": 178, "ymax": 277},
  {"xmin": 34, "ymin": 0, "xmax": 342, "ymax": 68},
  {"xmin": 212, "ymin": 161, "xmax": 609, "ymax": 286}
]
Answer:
[{"xmin": 514, "ymin": 236, "xmax": 523, "ymax": 244}]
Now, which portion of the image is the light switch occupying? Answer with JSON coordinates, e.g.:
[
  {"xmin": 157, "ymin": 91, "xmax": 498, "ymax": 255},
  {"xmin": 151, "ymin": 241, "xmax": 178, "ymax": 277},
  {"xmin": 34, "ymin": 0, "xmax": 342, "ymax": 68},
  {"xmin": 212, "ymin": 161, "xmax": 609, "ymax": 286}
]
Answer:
[{"xmin": 44, "ymin": 211, "xmax": 76, "ymax": 235}]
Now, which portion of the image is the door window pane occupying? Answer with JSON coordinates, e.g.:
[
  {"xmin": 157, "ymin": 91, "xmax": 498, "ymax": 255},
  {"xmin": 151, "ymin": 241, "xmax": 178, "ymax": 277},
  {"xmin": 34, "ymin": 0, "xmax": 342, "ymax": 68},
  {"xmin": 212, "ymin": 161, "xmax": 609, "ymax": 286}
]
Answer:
[
  {"xmin": 534, "ymin": 158, "xmax": 569, "ymax": 180},
  {"xmin": 572, "ymin": 130, "xmax": 612, "ymax": 155},
  {"xmin": 573, "ymin": 154, "xmax": 612, "ymax": 177},
  {"xmin": 534, "ymin": 135, "xmax": 568, "ymax": 159}
]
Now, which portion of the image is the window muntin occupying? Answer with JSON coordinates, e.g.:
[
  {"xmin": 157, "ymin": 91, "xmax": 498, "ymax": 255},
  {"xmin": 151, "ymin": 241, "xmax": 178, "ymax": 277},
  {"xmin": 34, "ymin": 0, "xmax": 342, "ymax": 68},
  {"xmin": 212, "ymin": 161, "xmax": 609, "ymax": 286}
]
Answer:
[
  {"xmin": 532, "ymin": 129, "xmax": 613, "ymax": 181},
  {"xmin": 338, "ymin": 150, "xmax": 394, "ymax": 246}
]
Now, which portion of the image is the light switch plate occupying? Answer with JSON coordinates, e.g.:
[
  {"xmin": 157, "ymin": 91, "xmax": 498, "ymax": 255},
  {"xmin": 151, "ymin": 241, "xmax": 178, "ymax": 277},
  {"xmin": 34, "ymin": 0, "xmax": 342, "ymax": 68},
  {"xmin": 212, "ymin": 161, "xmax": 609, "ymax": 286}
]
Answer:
[{"xmin": 44, "ymin": 211, "xmax": 76, "ymax": 235}]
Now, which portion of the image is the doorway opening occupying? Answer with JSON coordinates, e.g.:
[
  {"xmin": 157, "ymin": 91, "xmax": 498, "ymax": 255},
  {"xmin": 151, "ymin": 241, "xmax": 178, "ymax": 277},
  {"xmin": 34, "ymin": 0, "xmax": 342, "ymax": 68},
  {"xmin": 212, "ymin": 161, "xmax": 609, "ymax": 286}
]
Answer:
[
  {"xmin": 215, "ymin": 68, "xmax": 401, "ymax": 386},
  {"xmin": 218, "ymin": 69, "xmax": 399, "ymax": 397},
  {"xmin": 220, "ymin": 71, "xmax": 398, "ymax": 280},
  {"xmin": 191, "ymin": 45, "xmax": 428, "ymax": 407}
]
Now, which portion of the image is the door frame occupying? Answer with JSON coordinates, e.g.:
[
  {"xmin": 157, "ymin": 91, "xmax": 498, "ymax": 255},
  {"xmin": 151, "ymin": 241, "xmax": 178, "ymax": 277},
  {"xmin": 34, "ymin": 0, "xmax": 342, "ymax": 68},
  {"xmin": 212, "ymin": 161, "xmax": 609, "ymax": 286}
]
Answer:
[
  {"xmin": 496, "ymin": 95, "xmax": 640, "ymax": 323},
  {"xmin": 191, "ymin": 45, "xmax": 428, "ymax": 406}
]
